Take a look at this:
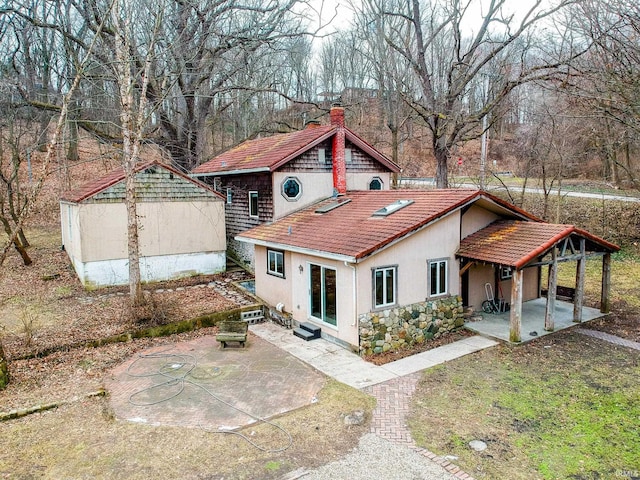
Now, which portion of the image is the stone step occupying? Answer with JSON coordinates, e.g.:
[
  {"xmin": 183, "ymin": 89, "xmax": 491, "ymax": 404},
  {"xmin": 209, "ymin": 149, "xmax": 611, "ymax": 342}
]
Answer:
[
  {"xmin": 299, "ymin": 322, "xmax": 321, "ymax": 339},
  {"xmin": 293, "ymin": 328, "xmax": 317, "ymax": 341}
]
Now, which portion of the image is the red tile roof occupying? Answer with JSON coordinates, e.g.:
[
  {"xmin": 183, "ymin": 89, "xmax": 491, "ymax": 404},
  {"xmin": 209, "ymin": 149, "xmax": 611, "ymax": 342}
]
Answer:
[
  {"xmin": 61, "ymin": 160, "xmax": 221, "ymax": 203},
  {"xmin": 457, "ymin": 220, "xmax": 619, "ymax": 269},
  {"xmin": 237, "ymin": 189, "xmax": 497, "ymax": 261},
  {"xmin": 192, "ymin": 125, "xmax": 399, "ymax": 175}
]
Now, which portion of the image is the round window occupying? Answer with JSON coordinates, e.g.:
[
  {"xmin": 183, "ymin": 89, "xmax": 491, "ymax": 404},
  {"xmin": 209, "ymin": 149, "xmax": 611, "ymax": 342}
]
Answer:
[{"xmin": 282, "ymin": 177, "xmax": 302, "ymax": 200}]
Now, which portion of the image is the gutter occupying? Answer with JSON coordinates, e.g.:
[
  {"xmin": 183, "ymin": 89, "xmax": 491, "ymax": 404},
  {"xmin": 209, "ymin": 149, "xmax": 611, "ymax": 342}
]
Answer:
[
  {"xmin": 190, "ymin": 167, "xmax": 271, "ymax": 178},
  {"xmin": 235, "ymin": 236, "xmax": 357, "ymax": 264}
]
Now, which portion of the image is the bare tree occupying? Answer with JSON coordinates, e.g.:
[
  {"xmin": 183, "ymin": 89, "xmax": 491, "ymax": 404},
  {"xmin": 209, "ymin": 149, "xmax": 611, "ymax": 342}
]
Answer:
[
  {"xmin": 3, "ymin": 0, "xmax": 310, "ymax": 170},
  {"xmin": 358, "ymin": 0, "xmax": 585, "ymax": 188},
  {"xmin": 564, "ymin": 0, "xmax": 640, "ymax": 187}
]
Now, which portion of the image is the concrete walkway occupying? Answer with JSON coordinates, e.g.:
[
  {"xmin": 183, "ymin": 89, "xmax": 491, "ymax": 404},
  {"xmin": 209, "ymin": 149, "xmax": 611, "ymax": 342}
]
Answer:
[
  {"xmin": 250, "ymin": 323, "xmax": 498, "ymax": 389},
  {"xmin": 252, "ymin": 322, "xmax": 496, "ymax": 480},
  {"xmin": 576, "ymin": 328, "xmax": 640, "ymax": 351}
]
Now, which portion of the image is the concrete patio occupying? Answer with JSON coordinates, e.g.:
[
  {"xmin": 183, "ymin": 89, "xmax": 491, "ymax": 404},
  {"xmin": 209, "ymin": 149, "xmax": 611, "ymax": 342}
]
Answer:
[{"xmin": 465, "ymin": 297, "xmax": 607, "ymax": 343}]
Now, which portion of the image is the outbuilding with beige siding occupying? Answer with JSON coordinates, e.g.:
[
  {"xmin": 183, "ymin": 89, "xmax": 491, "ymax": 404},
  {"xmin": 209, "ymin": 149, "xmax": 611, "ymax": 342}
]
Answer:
[{"xmin": 60, "ymin": 161, "xmax": 226, "ymax": 288}]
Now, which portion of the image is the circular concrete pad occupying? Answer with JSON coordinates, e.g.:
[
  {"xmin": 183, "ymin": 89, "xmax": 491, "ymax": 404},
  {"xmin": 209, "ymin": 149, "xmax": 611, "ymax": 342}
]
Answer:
[{"xmin": 105, "ymin": 333, "xmax": 326, "ymax": 430}]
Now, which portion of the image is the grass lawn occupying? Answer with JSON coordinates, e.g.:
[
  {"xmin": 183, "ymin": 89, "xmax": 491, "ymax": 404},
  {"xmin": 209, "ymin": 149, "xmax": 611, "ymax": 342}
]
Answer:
[
  {"xmin": 409, "ymin": 333, "xmax": 639, "ymax": 479},
  {"xmin": 409, "ymin": 249, "xmax": 640, "ymax": 479}
]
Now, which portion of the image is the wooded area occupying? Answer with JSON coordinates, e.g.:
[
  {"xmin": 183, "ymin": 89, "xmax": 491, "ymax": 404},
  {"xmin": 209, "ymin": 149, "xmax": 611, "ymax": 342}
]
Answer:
[{"xmin": 0, "ymin": 0, "xmax": 639, "ymax": 299}]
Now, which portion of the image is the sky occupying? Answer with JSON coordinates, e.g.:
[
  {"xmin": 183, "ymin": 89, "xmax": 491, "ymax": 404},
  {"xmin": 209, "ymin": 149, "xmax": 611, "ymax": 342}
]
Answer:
[{"xmin": 308, "ymin": 0, "xmax": 548, "ymax": 34}]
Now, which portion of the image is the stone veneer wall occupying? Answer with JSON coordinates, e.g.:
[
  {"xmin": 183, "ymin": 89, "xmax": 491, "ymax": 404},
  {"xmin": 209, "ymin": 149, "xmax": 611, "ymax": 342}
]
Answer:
[{"xmin": 359, "ymin": 296, "xmax": 465, "ymax": 355}]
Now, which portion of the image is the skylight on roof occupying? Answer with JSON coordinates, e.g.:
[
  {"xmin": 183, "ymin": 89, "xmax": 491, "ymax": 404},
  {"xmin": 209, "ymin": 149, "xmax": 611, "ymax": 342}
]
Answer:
[
  {"xmin": 315, "ymin": 198, "xmax": 351, "ymax": 214},
  {"xmin": 372, "ymin": 199, "xmax": 414, "ymax": 217}
]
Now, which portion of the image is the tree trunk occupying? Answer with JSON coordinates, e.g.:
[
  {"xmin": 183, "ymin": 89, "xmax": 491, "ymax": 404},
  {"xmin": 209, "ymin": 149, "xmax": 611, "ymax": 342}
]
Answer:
[
  {"xmin": 0, "ymin": 341, "xmax": 9, "ymax": 390},
  {"xmin": 434, "ymin": 140, "xmax": 449, "ymax": 189},
  {"xmin": 113, "ymin": 3, "xmax": 144, "ymax": 307},
  {"xmin": 1, "ymin": 219, "xmax": 32, "ymax": 265}
]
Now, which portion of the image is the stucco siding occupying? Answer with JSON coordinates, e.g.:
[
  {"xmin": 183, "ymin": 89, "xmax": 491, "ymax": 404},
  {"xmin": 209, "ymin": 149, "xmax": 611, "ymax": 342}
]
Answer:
[
  {"xmin": 357, "ymin": 211, "xmax": 462, "ymax": 314},
  {"xmin": 276, "ymin": 253, "xmax": 359, "ymax": 347},
  {"xmin": 467, "ymin": 265, "xmax": 541, "ymax": 313},
  {"xmin": 346, "ymin": 172, "xmax": 392, "ymax": 191},
  {"xmin": 253, "ymin": 245, "xmax": 293, "ymax": 311},
  {"xmin": 272, "ymin": 172, "xmax": 334, "ymax": 219},
  {"xmin": 461, "ymin": 204, "xmax": 500, "ymax": 238},
  {"xmin": 60, "ymin": 202, "xmax": 82, "ymax": 265},
  {"xmin": 467, "ymin": 264, "xmax": 495, "ymax": 311}
]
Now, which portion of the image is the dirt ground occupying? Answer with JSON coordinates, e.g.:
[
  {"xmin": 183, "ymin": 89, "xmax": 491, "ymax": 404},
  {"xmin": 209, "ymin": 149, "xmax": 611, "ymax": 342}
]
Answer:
[{"xmin": 0, "ymin": 224, "xmax": 374, "ymax": 479}]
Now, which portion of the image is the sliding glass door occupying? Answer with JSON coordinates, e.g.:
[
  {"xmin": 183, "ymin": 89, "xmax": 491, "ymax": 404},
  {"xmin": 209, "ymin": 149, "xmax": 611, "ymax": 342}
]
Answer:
[{"xmin": 309, "ymin": 263, "xmax": 337, "ymax": 326}]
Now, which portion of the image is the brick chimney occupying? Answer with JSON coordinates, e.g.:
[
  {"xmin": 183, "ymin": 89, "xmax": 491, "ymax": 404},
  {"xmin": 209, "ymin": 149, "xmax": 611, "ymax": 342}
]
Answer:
[{"xmin": 330, "ymin": 104, "xmax": 347, "ymax": 195}]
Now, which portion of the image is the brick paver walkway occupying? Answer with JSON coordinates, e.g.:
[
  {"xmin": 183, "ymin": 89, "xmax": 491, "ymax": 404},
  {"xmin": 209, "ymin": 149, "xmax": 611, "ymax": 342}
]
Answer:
[
  {"xmin": 364, "ymin": 373, "xmax": 477, "ymax": 480},
  {"xmin": 576, "ymin": 328, "xmax": 640, "ymax": 351}
]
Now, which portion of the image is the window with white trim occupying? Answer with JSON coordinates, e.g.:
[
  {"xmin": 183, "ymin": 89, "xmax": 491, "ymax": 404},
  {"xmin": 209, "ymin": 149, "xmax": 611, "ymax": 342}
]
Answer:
[
  {"xmin": 310, "ymin": 263, "xmax": 337, "ymax": 326},
  {"xmin": 373, "ymin": 266, "xmax": 397, "ymax": 308},
  {"xmin": 428, "ymin": 259, "xmax": 448, "ymax": 297},
  {"xmin": 281, "ymin": 177, "xmax": 302, "ymax": 201},
  {"xmin": 249, "ymin": 191, "xmax": 258, "ymax": 217},
  {"xmin": 500, "ymin": 266, "xmax": 513, "ymax": 280},
  {"xmin": 267, "ymin": 249, "xmax": 285, "ymax": 278},
  {"xmin": 226, "ymin": 187, "xmax": 232, "ymax": 204}
]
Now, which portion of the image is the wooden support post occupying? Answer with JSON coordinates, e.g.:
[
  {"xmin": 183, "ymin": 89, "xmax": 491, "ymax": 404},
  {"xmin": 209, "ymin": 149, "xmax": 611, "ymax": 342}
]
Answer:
[
  {"xmin": 509, "ymin": 268, "xmax": 524, "ymax": 342},
  {"xmin": 601, "ymin": 253, "xmax": 612, "ymax": 314},
  {"xmin": 545, "ymin": 247, "xmax": 558, "ymax": 331},
  {"xmin": 573, "ymin": 238, "xmax": 586, "ymax": 323}
]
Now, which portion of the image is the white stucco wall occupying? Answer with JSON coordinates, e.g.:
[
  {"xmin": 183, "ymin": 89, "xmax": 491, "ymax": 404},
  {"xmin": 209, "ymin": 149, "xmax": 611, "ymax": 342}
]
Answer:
[
  {"xmin": 251, "ymin": 212, "xmax": 463, "ymax": 349},
  {"xmin": 272, "ymin": 171, "xmax": 393, "ymax": 220},
  {"xmin": 467, "ymin": 265, "xmax": 541, "ymax": 313},
  {"xmin": 461, "ymin": 204, "xmax": 500, "ymax": 238},
  {"xmin": 74, "ymin": 251, "xmax": 226, "ymax": 288},
  {"xmin": 357, "ymin": 211, "xmax": 462, "ymax": 314},
  {"xmin": 253, "ymin": 245, "xmax": 293, "ymax": 311},
  {"xmin": 346, "ymin": 172, "xmax": 392, "ymax": 191},
  {"xmin": 272, "ymin": 172, "xmax": 334, "ymax": 219},
  {"xmin": 60, "ymin": 202, "xmax": 82, "ymax": 268}
]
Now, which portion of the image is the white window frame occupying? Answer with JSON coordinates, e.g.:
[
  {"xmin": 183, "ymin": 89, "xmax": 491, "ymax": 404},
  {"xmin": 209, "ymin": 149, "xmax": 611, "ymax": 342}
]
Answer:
[
  {"xmin": 500, "ymin": 266, "xmax": 513, "ymax": 280},
  {"xmin": 226, "ymin": 187, "xmax": 232, "ymax": 204},
  {"xmin": 267, "ymin": 249, "xmax": 285, "ymax": 278},
  {"xmin": 249, "ymin": 191, "xmax": 259, "ymax": 218},
  {"xmin": 428, "ymin": 258, "xmax": 449, "ymax": 297},
  {"xmin": 281, "ymin": 176, "xmax": 302, "ymax": 201},
  {"xmin": 373, "ymin": 265, "xmax": 397, "ymax": 309},
  {"xmin": 308, "ymin": 262, "xmax": 337, "ymax": 327}
]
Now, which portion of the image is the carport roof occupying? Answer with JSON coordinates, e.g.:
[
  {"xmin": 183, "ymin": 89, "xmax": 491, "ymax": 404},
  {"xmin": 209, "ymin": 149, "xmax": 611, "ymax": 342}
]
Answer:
[{"xmin": 457, "ymin": 220, "xmax": 620, "ymax": 269}]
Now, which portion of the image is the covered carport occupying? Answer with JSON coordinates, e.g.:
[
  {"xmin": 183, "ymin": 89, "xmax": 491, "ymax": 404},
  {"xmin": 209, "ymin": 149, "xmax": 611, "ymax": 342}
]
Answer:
[{"xmin": 457, "ymin": 220, "xmax": 620, "ymax": 342}]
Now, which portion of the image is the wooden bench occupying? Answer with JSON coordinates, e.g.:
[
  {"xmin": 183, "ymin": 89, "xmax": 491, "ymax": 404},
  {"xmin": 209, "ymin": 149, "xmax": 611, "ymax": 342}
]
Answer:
[{"xmin": 216, "ymin": 320, "xmax": 248, "ymax": 348}]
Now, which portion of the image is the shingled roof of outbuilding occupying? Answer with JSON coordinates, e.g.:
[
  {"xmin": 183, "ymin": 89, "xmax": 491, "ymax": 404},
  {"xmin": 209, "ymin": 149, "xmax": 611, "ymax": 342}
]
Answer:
[
  {"xmin": 61, "ymin": 160, "xmax": 221, "ymax": 203},
  {"xmin": 457, "ymin": 220, "xmax": 619, "ymax": 269},
  {"xmin": 236, "ymin": 189, "xmax": 535, "ymax": 261},
  {"xmin": 191, "ymin": 124, "xmax": 400, "ymax": 175}
]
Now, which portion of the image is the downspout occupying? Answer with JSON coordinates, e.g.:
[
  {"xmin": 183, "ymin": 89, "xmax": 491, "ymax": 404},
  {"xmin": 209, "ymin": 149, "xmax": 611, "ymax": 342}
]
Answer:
[{"xmin": 345, "ymin": 261, "xmax": 357, "ymax": 327}]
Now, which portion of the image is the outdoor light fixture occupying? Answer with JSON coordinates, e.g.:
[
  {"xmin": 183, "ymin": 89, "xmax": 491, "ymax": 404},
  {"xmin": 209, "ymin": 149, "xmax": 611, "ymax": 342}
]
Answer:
[{"xmin": 299, "ymin": 264, "xmax": 304, "ymax": 273}]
